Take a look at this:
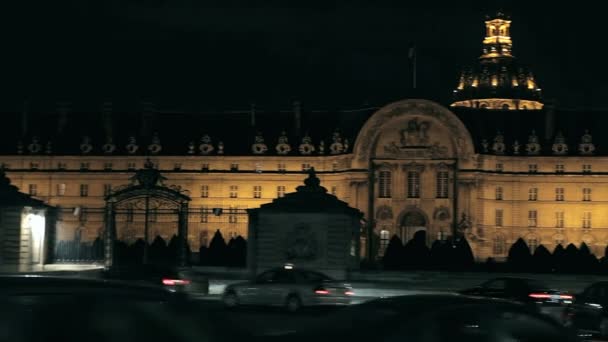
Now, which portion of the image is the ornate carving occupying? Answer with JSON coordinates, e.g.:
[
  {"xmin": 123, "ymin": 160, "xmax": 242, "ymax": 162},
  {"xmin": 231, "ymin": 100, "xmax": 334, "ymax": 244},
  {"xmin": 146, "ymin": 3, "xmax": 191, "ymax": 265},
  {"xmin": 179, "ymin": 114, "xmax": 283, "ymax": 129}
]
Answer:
[
  {"xmin": 299, "ymin": 134, "xmax": 315, "ymax": 155},
  {"xmin": 456, "ymin": 212, "xmax": 471, "ymax": 235},
  {"xmin": 551, "ymin": 131, "xmax": 568, "ymax": 155},
  {"xmin": 525, "ymin": 130, "xmax": 541, "ymax": 155},
  {"xmin": 400, "ymin": 118, "xmax": 431, "ymax": 146},
  {"xmin": 80, "ymin": 136, "xmax": 93, "ymax": 154},
  {"xmin": 579, "ymin": 130, "xmax": 595, "ymax": 155},
  {"xmin": 102, "ymin": 137, "xmax": 116, "ymax": 154},
  {"xmin": 130, "ymin": 158, "xmax": 167, "ymax": 188},
  {"xmin": 199, "ymin": 135, "xmax": 214, "ymax": 155},
  {"xmin": 27, "ymin": 137, "xmax": 41, "ymax": 154},
  {"xmin": 433, "ymin": 206, "xmax": 451, "ymax": 221},
  {"xmin": 187, "ymin": 141, "xmax": 195, "ymax": 154},
  {"xmin": 401, "ymin": 162, "xmax": 425, "ymax": 172},
  {"xmin": 492, "ymin": 132, "xmax": 505, "ymax": 155},
  {"xmin": 275, "ymin": 131, "xmax": 291, "ymax": 155},
  {"xmin": 376, "ymin": 205, "xmax": 393, "ymax": 221},
  {"xmin": 285, "ymin": 223, "xmax": 318, "ymax": 261},
  {"xmin": 251, "ymin": 132, "xmax": 268, "ymax": 155},
  {"xmin": 318, "ymin": 140, "xmax": 325, "ymax": 155},
  {"xmin": 217, "ymin": 141, "xmax": 225, "ymax": 154},
  {"xmin": 148, "ymin": 132, "xmax": 162, "ymax": 155},
  {"xmin": 126, "ymin": 136, "xmax": 139, "ymax": 155},
  {"xmin": 330, "ymin": 130, "xmax": 345, "ymax": 154}
]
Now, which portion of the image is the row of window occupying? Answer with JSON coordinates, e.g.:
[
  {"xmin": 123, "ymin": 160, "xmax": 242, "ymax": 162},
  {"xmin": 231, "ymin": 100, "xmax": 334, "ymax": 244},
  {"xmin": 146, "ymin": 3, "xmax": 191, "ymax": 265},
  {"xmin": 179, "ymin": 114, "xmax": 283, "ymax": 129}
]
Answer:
[
  {"xmin": 495, "ymin": 187, "xmax": 593, "ymax": 201},
  {"xmin": 378, "ymin": 171, "xmax": 449, "ymax": 199},
  {"xmin": 17, "ymin": 162, "xmax": 336, "ymax": 172},
  {"xmin": 495, "ymin": 163, "xmax": 593, "ymax": 173},
  {"xmin": 28, "ymin": 184, "xmax": 336, "ymax": 199},
  {"xmin": 495, "ymin": 209, "xmax": 592, "ymax": 228},
  {"xmin": 67, "ymin": 206, "xmax": 245, "ymax": 224}
]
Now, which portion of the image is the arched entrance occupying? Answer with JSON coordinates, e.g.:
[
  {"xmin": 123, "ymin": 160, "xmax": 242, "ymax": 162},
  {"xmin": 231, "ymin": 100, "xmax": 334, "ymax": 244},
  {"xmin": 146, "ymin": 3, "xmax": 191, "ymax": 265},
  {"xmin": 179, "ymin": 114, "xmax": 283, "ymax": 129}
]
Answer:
[
  {"xmin": 398, "ymin": 210, "xmax": 428, "ymax": 244},
  {"xmin": 104, "ymin": 160, "xmax": 191, "ymax": 267}
]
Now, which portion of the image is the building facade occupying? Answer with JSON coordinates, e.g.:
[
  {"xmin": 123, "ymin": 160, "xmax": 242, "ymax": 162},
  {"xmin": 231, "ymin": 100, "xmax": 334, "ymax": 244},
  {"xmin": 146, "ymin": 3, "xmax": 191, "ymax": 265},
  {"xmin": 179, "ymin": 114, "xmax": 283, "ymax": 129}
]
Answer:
[{"xmin": 1, "ymin": 12, "xmax": 606, "ymax": 263}]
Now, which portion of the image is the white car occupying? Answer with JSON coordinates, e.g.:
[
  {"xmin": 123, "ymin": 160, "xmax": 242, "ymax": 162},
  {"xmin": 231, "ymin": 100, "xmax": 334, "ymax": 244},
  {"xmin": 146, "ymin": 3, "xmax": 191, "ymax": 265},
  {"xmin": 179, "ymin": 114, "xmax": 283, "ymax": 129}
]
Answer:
[{"xmin": 222, "ymin": 267, "xmax": 354, "ymax": 312}]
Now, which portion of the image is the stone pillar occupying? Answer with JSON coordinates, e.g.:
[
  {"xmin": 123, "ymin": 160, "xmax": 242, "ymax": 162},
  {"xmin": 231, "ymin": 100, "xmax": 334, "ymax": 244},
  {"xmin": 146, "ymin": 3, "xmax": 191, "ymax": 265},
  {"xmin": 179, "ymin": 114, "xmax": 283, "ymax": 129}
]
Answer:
[
  {"xmin": 178, "ymin": 202, "xmax": 189, "ymax": 266},
  {"xmin": 104, "ymin": 202, "xmax": 116, "ymax": 268}
]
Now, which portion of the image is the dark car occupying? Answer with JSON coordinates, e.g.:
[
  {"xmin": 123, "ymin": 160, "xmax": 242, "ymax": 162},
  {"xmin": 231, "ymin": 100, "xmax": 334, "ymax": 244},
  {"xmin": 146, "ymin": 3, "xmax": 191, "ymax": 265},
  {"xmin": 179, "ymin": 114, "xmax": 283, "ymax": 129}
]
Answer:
[
  {"xmin": 460, "ymin": 277, "xmax": 574, "ymax": 321},
  {"xmin": 100, "ymin": 264, "xmax": 209, "ymax": 298},
  {"xmin": 274, "ymin": 294, "xmax": 580, "ymax": 342},
  {"xmin": 564, "ymin": 281, "xmax": 608, "ymax": 338},
  {"xmin": 0, "ymin": 275, "xmax": 240, "ymax": 342}
]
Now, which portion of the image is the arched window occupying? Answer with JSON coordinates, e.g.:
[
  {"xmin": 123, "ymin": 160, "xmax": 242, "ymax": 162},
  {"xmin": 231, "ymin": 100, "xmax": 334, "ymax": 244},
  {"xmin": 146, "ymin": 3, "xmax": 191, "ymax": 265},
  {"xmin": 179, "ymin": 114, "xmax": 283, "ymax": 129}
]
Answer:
[{"xmin": 502, "ymin": 104, "xmax": 510, "ymax": 110}]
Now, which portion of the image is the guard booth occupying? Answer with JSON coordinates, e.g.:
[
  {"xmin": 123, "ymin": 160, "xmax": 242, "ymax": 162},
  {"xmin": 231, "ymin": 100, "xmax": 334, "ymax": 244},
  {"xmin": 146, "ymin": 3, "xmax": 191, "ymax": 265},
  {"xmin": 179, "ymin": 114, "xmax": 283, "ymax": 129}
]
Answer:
[
  {"xmin": 247, "ymin": 168, "xmax": 362, "ymax": 280},
  {"xmin": 0, "ymin": 170, "xmax": 55, "ymax": 272}
]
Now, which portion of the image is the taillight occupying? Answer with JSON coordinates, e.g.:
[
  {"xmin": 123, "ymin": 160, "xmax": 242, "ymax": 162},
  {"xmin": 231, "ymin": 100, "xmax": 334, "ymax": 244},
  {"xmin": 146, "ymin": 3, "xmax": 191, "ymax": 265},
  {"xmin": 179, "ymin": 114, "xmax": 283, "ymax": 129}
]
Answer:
[
  {"xmin": 529, "ymin": 293, "xmax": 551, "ymax": 299},
  {"xmin": 162, "ymin": 278, "xmax": 191, "ymax": 286},
  {"xmin": 314, "ymin": 287, "xmax": 330, "ymax": 295},
  {"xmin": 345, "ymin": 290, "xmax": 355, "ymax": 296},
  {"xmin": 560, "ymin": 294, "xmax": 574, "ymax": 300}
]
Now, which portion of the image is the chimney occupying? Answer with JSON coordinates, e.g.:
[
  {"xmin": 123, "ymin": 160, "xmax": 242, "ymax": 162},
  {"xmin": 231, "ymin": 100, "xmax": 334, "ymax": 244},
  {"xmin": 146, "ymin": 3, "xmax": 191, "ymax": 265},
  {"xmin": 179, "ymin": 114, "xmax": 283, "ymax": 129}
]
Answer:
[
  {"xmin": 250, "ymin": 103, "xmax": 256, "ymax": 127},
  {"xmin": 544, "ymin": 100, "xmax": 556, "ymax": 141},
  {"xmin": 293, "ymin": 101, "xmax": 301, "ymax": 137},
  {"xmin": 56, "ymin": 102, "xmax": 70, "ymax": 135},
  {"xmin": 102, "ymin": 101, "xmax": 113, "ymax": 138}
]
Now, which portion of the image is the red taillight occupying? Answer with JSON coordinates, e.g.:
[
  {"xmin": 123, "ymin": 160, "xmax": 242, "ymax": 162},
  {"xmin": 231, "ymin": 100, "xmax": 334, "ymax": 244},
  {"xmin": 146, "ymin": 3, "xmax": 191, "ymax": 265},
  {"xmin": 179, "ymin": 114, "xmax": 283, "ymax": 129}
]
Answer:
[
  {"xmin": 314, "ymin": 288, "xmax": 330, "ymax": 295},
  {"xmin": 560, "ymin": 294, "xmax": 574, "ymax": 300},
  {"xmin": 162, "ymin": 278, "xmax": 191, "ymax": 286},
  {"xmin": 345, "ymin": 290, "xmax": 355, "ymax": 296},
  {"xmin": 529, "ymin": 293, "xmax": 551, "ymax": 299}
]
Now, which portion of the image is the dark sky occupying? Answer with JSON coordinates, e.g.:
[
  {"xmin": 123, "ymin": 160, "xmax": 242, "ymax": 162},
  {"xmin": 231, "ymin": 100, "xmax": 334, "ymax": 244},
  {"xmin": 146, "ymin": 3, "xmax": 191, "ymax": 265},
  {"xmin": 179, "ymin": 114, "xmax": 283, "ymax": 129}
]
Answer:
[{"xmin": 2, "ymin": 1, "xmax": 601, "ymax": 111}]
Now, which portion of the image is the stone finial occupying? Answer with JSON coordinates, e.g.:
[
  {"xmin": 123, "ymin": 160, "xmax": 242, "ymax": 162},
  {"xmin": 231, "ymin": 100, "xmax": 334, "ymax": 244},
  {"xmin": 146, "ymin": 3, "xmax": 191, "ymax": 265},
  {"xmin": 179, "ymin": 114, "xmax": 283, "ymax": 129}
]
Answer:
[
  {"xmin": 579, "ymin": 129, "xmax": 595, "ymax": 155},
  {"xmin": 276, "ymin": 131, "xmax": 291, "ymax": 155},
  {"xmin": 251, "ymin": 131, "xmax": 268, "ymax": 155},
  {"xmin": 491, "ymin": 132, "xmax": 505, "ymax": 155},
  {"xmin": 552, "ymin": 131, "xmax": 568, "ymax": 155}
]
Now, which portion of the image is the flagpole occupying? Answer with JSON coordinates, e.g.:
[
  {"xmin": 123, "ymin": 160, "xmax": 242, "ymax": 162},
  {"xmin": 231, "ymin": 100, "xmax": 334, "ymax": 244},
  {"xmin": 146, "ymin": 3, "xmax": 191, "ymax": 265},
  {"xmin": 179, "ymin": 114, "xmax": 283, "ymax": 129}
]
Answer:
[{"xmin": 413, "ymin": 47, "xmax": 417, "ymax": 89}]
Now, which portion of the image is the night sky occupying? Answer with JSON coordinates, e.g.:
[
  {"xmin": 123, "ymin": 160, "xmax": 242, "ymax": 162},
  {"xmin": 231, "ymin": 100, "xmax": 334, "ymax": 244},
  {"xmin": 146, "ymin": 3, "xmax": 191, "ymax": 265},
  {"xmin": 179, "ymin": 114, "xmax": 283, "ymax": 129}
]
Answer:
[{"xmin": 2, "ymin": 1, "xmax": 601, "ymax": 112}]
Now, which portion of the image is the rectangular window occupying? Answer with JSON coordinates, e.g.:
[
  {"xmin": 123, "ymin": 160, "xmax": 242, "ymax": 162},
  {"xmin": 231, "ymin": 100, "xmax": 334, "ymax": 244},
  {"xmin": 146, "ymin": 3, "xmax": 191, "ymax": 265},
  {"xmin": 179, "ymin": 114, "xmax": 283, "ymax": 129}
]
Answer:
[
  {"xmin": 228, "ymin": 207, "xmax": 238, "ymax": 223},
  {"xmin": 277, "ymin": 186, "xmax": 286, "ymax": 198},
  {"xmin": 493, "ymin": 235, "xmax": 506, "ymax": 255},
  {"xmin": 331, "ymin": 186, "xmax": 337, "ymax": 196},
  {"xmin": 528, "ymin": 210, "xmax": 537, "ymax": 227},
  {"xmin": 437, "ymin": 231, "xmax": 448, "ymax": 241},
  {"xmin": 30, "ymin": 162, "xmax": 39, "ymax": 170},
  {"xmin": 80, "ymin": 184, "xmax": 89, "ymax": 197},
  {"xmin": 79, "ymin": 206, "xmax": 88, "ymax": 222},
  {"xmin": 583, "ymin": 211, "xmax": 592, "ymax": 229},
  {"xmin": 199, "ymin": 230, "xmax": 209, "ymax": 247},
  {"xmin": 57, "ymin": 183, "xmax": 66, "ymax": 196},
  {"xmin": 555, "ymin": 211, "xmax": 564, "ymax": 228},
  {"xmin": 253, "ymin": 185, "xmax": 262, "ymax": 198},
  {"xmin": 200, "ymin": 207, "xmax": 208, "ymax": 223},
  {"xmin": 302, "ymin": 163, "xmax": 311, "ymax": 171},
  {"xmin": 229, "ymin": 185, "xmax": 238, "ymax": 198},
  {"xmin": 436, "ymin": 171, "xmax": 449, "ymax": 198},
  {"xmin": 28, "ymin": 184, "xmax": 37, "ymax": 196},
  {"xmin": 378, "ymin": 171, "xmax": 392, "ymax": 198},
  {"xmin": 556, "ymin": 188, "xmax": 564, "ymax": 201},
  {"xmin": 230, "ymin": 163, "xmax": 239, "ymax": 171},
  {"xmin": 201, "ymin": 185, "xmax": 209, "ymax": 198},
  {"xmin": 173, "ymin": 163, "xmax": 181, "ymax": 171},
  {"xmin": 495, "ymin": 209, "xmax": 503, "ymax": 227},
  {"xmin": 103, "ymin": 184, "xmax": 112, "ymax": 196},
  {"xmin": 0, "ymin": 163, "xmax": 9, "ymax": 170},
  {"xmin": 57, "ymin": 162, "xmax": 66, "ymax": 170},
  {"xmin": 201, "ymin": 163, "xmax": 210, "ymax": 172},
  {"xmin": 555, "ymin": 164, "xmax": 564, "ymax": 173},
  {"xmin": 278, "ymin": 163, "xmax": 286, "ymax": 173},
  {"xmin": 528, "ymin": 188, "xmax": 538, "ymax": 201},
  {"xmin": 80, "ymin": 162, "xmax": 90, "ymax": 170},
  {"xmin": 495, "ymin": 186, "xmax": 503, "ymax": 200},
  {"xmin": 128, "ymin": 162, "xmax": 136, "ymax": 170},
  {"xmin": 332, "ymin": 162, "xmax": 339, "ymax": 171},
  {"xmin": 528, "ymin": 164, "xmax": 538, "ymax": 173},
  {"xmin": 495, "ymin": 163, "xmax": 503, "ymax": 172},
  {"xmin": 255, "ymin": 163, "xmax": 262, "ymax": 173},
  {"xmin": 583, "ymin": 164, "xmax": 592, "ymax": 173},
  {"xmin": 104, "ymin": 162, "xmax": 113, "ymax": 171},
  {"xmin": 407, "ymin": 171, "xmax": 420, "ymax": 198},
  {"xmin": 583, "ymin": 188, "xmax": 592, "ymax": 201}
]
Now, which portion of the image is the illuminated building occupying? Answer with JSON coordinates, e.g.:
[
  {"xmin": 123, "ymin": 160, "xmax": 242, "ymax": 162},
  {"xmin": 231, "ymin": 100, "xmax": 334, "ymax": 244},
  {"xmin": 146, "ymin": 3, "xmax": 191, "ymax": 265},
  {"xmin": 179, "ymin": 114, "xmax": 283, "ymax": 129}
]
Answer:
[{"xmin": 0, "ymin": 12, "xmax": 606, "ymax": 265}]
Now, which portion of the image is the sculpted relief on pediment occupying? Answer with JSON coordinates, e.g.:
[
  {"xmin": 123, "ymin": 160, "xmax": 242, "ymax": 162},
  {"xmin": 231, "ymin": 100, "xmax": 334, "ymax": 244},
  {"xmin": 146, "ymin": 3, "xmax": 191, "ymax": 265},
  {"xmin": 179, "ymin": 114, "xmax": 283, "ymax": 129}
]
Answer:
[{"xmin": 381, "ymin": 118, "xmax": 450, "ymax": 159}]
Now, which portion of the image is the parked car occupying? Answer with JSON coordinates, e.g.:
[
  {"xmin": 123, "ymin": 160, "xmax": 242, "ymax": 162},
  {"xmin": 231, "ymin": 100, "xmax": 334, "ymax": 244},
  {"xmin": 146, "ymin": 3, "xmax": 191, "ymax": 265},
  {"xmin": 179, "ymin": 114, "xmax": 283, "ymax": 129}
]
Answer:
[
  {"xmin": 460, "ymin": 277, "xmax": 574, "ymax": 321},
  {"xmin": 272, "ymin": 294, "xmax": 580, "ymax": 342},
  {"xmin": 100, "ymin": 264, "xmax": 209, "ymax": 299},
  {"xmin": 564, "ymin": 281, "xmax": 608, "ymax": 338},
  {"xmin": 0, "ymin": 275, "xmax": 241, "ymax": 342},
  {"xmin": 222, "ymin": 266, "xmax": 353, "ymax": 312}
]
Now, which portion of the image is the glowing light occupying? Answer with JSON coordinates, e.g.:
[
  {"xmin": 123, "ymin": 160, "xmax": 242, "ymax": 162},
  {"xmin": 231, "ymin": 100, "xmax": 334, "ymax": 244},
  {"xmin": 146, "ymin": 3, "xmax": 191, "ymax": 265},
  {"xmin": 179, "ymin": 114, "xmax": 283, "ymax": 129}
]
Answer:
[
  {"xmin": 284, "ymin": 263, "xmax": 294, "ymax": 270},
  {"xmin": 314, "ymin": 289, "xmax": 330, "ymax": 295},
  {"xmin": 162, "ymin": 278, "xmax": 191, "ymax": 286},
  {"xmin": 345, "ymin": 291, "xmax": 355, "ymax": 296}
]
